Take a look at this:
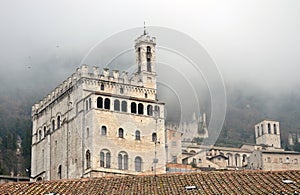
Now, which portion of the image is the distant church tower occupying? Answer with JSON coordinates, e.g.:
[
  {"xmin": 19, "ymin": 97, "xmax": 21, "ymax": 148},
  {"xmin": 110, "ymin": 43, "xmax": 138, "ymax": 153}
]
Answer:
[
  {"xmin": 134, "ymin": 26, "xmax": 157, "ymax": 89},
  {"xmin": 255, "ymin": 120, "xmax": 281, "ymax": 148}
]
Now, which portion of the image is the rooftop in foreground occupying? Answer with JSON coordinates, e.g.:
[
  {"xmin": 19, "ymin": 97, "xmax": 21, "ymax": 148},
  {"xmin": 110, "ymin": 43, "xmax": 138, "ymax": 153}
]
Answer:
[{"xmin": 0, "ymin": 170, "xmax": 299, "ymax": 194}]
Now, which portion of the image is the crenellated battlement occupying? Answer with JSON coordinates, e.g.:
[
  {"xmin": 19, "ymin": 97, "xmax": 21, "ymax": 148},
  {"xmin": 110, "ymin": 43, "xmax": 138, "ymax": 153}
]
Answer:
[
  {"xmin": 134, "ymin": 34, "xmax": 156, "ymax": 47},
  {"xmin": 32, "ymin": 64, "xmax": 155, "ymax": 115}
]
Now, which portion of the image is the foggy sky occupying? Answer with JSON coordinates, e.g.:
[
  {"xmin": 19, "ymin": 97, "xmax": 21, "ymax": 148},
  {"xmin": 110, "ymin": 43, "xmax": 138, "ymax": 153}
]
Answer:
[{"xmin": 0, "ymin": 0, "xmax": 300, "ymax": 94}]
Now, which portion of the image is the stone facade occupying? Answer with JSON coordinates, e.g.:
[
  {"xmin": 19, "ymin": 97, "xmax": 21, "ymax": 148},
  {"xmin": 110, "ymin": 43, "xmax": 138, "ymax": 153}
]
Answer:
[
  {"xmin": 166, "ymin": 129, "xmax": 182, "ymax": 164},
  {"xmin": 255, "ymin": 120, "xmax": 281, "ymax": 148},
  {"xmin": 31, "ymin": 32, "xmax": 166, "ymax": 181},
  {"xmin": 248, "ymin": 150, "xmax": 300, "ymax": 170},
  {"xmin": 182, "ymin": 120, "xmax": 300, "ymax": 171}
]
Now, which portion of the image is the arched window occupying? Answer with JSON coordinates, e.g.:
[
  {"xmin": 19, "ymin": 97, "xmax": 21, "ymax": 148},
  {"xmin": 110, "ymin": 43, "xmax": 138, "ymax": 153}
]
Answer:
[
  {"xmin": 121, "ymin": 101, "xmax": 127, "ymax": 112},
  {"xmin": 100, "ymin": 83, "xmax": 104, "ymax": 91},
  {"xmin": 286, "ymin": 157, "xmax": 290, "ymax": 163},
  {"xmin": 104, "ymin": 98, "xmax": 110, "ymax": 110},
  {"xmin": 146, "ymin": 46, "xmax": 151, "ymax": 72},
  {"xmin": 97, "ymin": 97, "xmax": 103, "ymax": 108},
  {"xmin": 106, "ymin": 152, "xmax": 111, "ymax": 168},
  {"xmin": 120, "ymin": 87, "xmax": 124, "ymax": 94},
  {"xmin": 147, "ymin": 105, "xmax": 153, "ymax": 116},
  {"xmin": 57, "ymin": 116, "xmax": 61, "ymax": 129},
  {"xmin": 100, "ymin": 149, "xmax": 111, "ymax": 168},
  {"xmin": 118, "ymin": 128, "xmax": 124, "ymax": 138},
  {"xmin": 101, "ymin": 126, "xmax": 107, "ymax": 136},
  {"xmin": 138, "ymin": 47, "xmax": 141, "ymax": 72},
  {"xmin": 268, "ymin": 123, "xmax": 271, "ymax": 134},
  {"xmin": 152, "ymin": 133, "xmax": 157, "ymax": 142},
  {"xmin": 52, "ymin": 120, "xmax": 55, "ymax": 131},
  {"xmin": 114, "ymin": 99, "xmax": 120, "ymax": 111},
  {"xmin": 131, "ymin": 102, "xmax": 137, "ymax": 113},
  {"xmin": 86, "ymin": 100, "xmax": 89, "ymax": 111},
  {"xmin": 43, "ymin": 126, "xmax": 46, "ymax": 138},
  {"xmin": 100, "ymin": 152, "xmax": 104, "ymax": 167},
  {"xmin": 135, "ymin": 156, "xmax": 142, "ymax": 172},
  {"xmin": 274, "ymin": 124, "xmax": 277, "ymax": 134},
  {"xmin": 138, "ymin": 103, "xmax": 144, "ymax": 114},
  {"xmin": 89, "ymin": 98, "xmax": 92, "ymax": 109},
  {"xmin": 118, "ymin": 151, "xmax": 128, "ymax": 170},
  {"xmin": 86, "ymin": 150, "xmax": 91, "ymax": 169},
  {"xmin": 58, "ymin": 165, "xmax": 62, "ymax": 179},
  {"xmin": 39, "ymin": 130, "xmax": 42, "ymax": 140},
  {"xmin": 154, "ymin": 106, "xmax": 160, "ymax": 117},
  {"xmin": 135, "ymin": 130, "xmax": 141, "ymax": 140}
]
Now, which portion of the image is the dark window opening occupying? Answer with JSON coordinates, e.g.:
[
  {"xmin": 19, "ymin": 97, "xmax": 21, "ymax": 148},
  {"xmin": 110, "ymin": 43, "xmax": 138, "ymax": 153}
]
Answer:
[
  {"xmin": 89, "ymin": 98, "xmax": 91, "ymax": 109},
  {"xmin": 147, "ymin": 105, "xmax": 153, "ymax": 116},
  {"xmin": 268, "ymin": 123, "xmax": 271, "ymax": 134},
  {"xmin": 138, "ymin": 103, "xmax": 144, "ymax": 114},
  {"xmin": 52, "ymin": 120, "xmax": 55, "ymax": 131},
  {"xmin": 101, "ymin": 126, "xmax": 107, "ymax": 135},
  {"xmin": 135, "ymin": 130, "xmax": 141, "ymax": 140},
  {"xmin": 97, "ymin": 97, "xmax": 103, "ymax": 108},
  {"xmin": 86, "ymin": 150, "xmax": 91, "ymax": 169},
  {"xmin": 86, "ymin": 100, "xmax": 89, "ymax": 111},
  {"xmin": 100, "ymin": 83, "xmax": 104, "ymax": 91},
  {"xmin": 152, "ymin": 133, "xmax": 157, "ymax": 142},
  {"xmin": 274, "ymin": 124, "xmax": 277, "ymax": 134},
  {"xmin": 146, "ymin": 46, "xmax": 151, "ymax": 72},
  {"xmin": 114, "ymin": 99, "xmax": 120, "ymax": 111},
  {"xmin": 120, "ymin": 87, "xmax": 124, "ymax": 94},
  {"xmin": 131, "ymin": 102, "xmax": 137, "ymax": 113},
  {"xmin": 57, "ymin": 116, "xmax": 61, "ymax": 129},
  {"xmin": 58, "ymin": 165, "xmax": 62, "ymax": 179},
  {"xmin": 119, "ymin": 128, "xmax": 124, "ymax": 138},
  {"xmin": 104, "ymin": 98, "xmax": 110, "ymax": 110},
  {"xmin": 121, "ymin": 101, "xmax": 127, "ymax": 112}
]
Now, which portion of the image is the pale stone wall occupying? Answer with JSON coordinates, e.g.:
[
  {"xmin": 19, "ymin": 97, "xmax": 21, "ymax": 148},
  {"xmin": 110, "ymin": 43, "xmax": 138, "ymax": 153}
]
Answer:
[
  {"xmin": 249, "ymin": 150, "xmax": 300, "ymax": 170},
  {"xmin": 166, "ymin": 129, "xmax": 182, "ymax": 163},
  {"xmin": 31, "ymin": 33, "xmax": 166, "ymax": 181},
  {"xmin": 255, "ymin": 120, "xmax": 281, "ymax": 148}
]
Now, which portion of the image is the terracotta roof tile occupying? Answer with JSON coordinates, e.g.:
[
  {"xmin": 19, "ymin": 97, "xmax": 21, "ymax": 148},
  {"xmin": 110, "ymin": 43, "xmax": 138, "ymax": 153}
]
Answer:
[{"xmin": 0, "ymin": 170, "xmax": 299, "ymax": 194}]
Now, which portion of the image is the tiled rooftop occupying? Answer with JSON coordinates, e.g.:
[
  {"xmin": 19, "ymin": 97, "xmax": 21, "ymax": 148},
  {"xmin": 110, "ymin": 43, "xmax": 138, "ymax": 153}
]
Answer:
[{"xmin": 0, "ymin": 170, "xmax": 299, "ymax": 194}]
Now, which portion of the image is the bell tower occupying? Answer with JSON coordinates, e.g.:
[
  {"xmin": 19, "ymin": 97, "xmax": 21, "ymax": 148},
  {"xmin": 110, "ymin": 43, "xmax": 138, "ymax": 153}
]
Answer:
[{"xmin": 134, "ymin": 25, "xmax": 157, "ymax": 89}]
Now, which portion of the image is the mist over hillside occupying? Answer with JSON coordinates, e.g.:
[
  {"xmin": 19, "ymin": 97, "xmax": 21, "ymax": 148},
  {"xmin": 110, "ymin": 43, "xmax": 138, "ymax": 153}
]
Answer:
[{"xmin": 1, "ymin": 68, "xmax": 300, "ymax": 175}]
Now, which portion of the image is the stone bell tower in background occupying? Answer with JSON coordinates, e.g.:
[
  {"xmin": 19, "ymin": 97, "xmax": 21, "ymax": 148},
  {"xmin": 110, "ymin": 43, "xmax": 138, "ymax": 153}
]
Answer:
[{"xmin": 134, "ymin": 25, "xmax": 157, "ymax": 89}]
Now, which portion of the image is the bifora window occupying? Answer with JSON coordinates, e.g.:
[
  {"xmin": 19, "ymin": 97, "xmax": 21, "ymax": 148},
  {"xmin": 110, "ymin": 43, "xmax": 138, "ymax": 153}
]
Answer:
[
  {"xmin": 118, "ymin": 151, "xmax": 128, "ymax": 170},
  {"xmin": 100, "ymin": 149, "xmax": 111, "ymax": 168}
]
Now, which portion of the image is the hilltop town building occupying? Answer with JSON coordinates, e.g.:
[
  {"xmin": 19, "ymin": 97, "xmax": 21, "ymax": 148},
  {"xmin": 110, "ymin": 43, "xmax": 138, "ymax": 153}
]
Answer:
[
  {"xmin": 182, "ymin": 120, "xmax": 300, "ymax": 171},
  {"xmin": 31, "ymin": 31, "xmax": 166, "ymax": 181}
]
